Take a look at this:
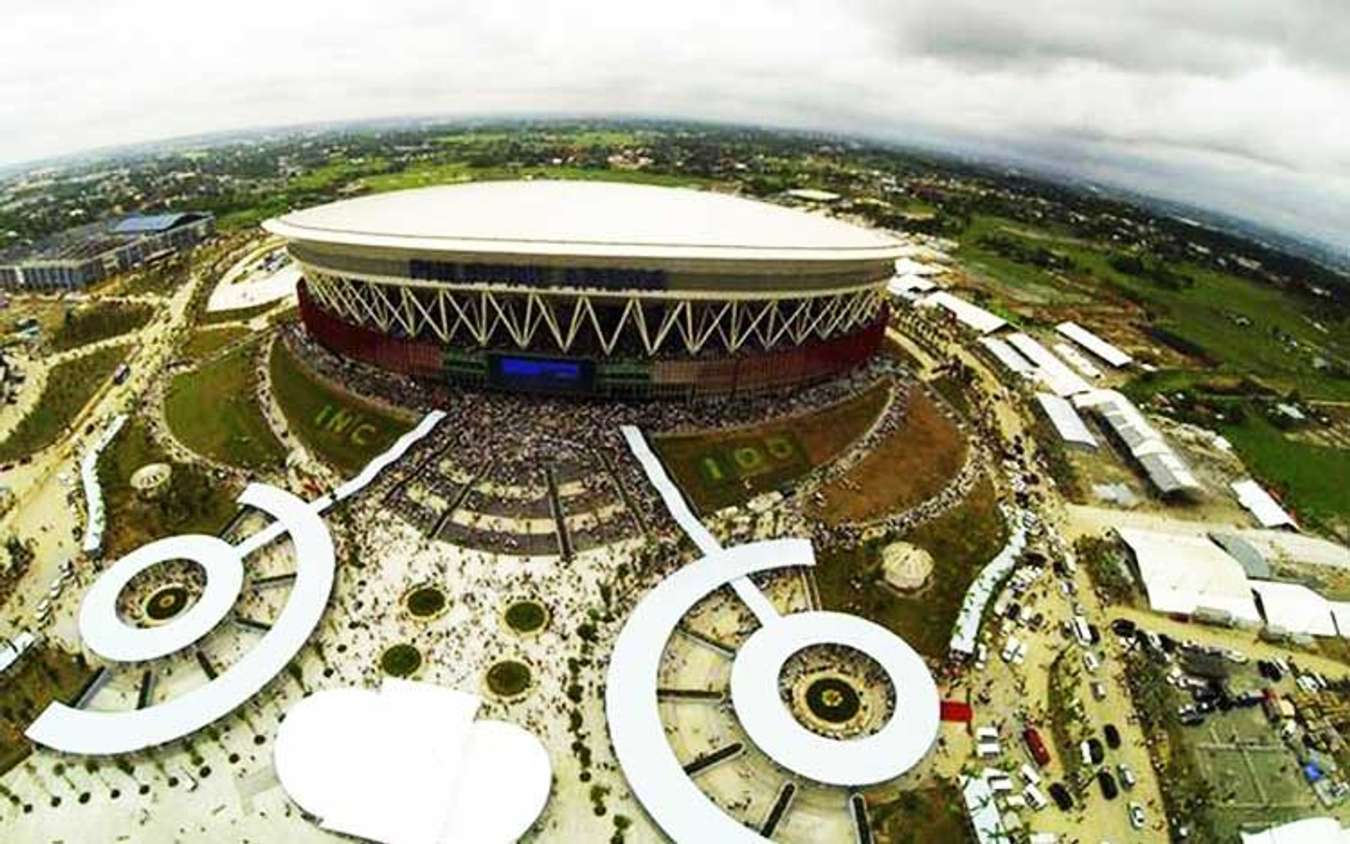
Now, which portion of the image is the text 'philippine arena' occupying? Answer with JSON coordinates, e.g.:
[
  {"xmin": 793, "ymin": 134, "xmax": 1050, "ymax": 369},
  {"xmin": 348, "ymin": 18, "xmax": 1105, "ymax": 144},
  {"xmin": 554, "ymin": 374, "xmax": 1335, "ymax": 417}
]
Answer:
[{"xmin": 264, "ymin": 181, "xmax": 903, "ymax": 399}]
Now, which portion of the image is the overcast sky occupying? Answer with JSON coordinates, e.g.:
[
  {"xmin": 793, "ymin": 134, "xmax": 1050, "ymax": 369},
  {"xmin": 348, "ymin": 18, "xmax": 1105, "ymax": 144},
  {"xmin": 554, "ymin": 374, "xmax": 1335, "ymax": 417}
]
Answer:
[{"xmin": 4, "ymin": 0, "xmax": 1348, "ymax": 247}]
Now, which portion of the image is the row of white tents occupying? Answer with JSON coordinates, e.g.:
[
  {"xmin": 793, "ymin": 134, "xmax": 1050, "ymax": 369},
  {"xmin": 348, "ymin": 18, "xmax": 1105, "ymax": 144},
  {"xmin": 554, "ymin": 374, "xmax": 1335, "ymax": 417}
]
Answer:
[{"xmin": 1119, "ymin": 526, "xmax": 1348, "ymax": 638}]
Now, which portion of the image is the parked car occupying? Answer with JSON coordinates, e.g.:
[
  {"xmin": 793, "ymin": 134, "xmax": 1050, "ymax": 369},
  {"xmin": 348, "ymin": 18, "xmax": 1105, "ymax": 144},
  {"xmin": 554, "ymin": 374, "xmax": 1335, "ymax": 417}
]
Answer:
[
  {"xmin": 1023, "ymin": 727, "xmax": 1051, "ymax": 767},
  {"xmin": 1097, "ymin": 770, "xmax": 1119, "ymax": 800},
  {"xmin": 1128, "ymin": 801, "xmax": 1146, "ymax": 829},
  {"xmin": 1091, "ymin": 681, "xmax": 1107, "ymax": 701},
  {"xmin": 1081, "ymin": 738, "xmax": 1105, "ymax": 765},
  {"xmin": 1103, "ymin": 724, "xmax": 1121, "ymax": 749},
  {"xmin": 1117, "ymin": 763, "xmax": 1136, "ymax": 790},
  {"xmin": 1048, "ymin": 782, "xmax": 1074, "ymax": 811}
]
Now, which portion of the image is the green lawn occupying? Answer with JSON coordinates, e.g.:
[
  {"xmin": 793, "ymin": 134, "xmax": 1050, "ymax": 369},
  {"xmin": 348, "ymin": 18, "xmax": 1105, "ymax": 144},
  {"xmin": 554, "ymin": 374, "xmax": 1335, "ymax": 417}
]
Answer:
[
  {"xmin": 652, "ymin": 383, "xmax": 889, "ymax": 514},
  {"xmin": 0, "ymin": 645, "xmax": 94, "ymax": 776},
  {"xmin": 181, "ymin": 326, "xmax": 250, "ymax": 362},
  {"xmin": 164, "ymin": 340, "xmax": 285, "ymax": 471},
  {"xmin": 48, "ymin": 302, "xmax": 155, "ymax": 353},
  {"xmin": 1221, "ymin": 412, "xmax": 1350, "ymax": 535},
  {"xmin": 268, "ymin": 339, "xmax": 413, "ymax": 476},
  {"xmin": 0, "ymin": 345, "xmax": 127, "ymax": 462},
  {"xmin": 815, "ymin": 476, "xmax": 1008, "ymax": 659},
  {"xmin": 955, "ymin": 214, "xmax": 1350, "ymax": 400},
  {"xmin": 363, "ymin": 162, "xmax": 715, "ymax": 194},
  {"xmin": 864, "ymin": 782, "xmax": 974, "ymax": 844},
  {"xmin": 197, "ymin": 300, "xmax": 282, "ymax": 327},
  {"xmin": 97, "ymin": 414, "xmax": 239, "ymax": 557}
]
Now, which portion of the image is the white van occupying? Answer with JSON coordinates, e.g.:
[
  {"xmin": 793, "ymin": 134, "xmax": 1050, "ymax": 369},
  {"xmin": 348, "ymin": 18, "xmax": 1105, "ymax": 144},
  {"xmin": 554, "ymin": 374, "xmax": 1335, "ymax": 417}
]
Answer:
[
  {"xmin": 1020, "ymin": 763, "xmax": 1042, "ymax": 786},
  {"xmin": 1083, "ymin": 651, "xmax": 1101, "ymax": 672},
  {"xmin": 1024, "ymin": 783, "xmax": 1049, "ymax": 811},
  {"xmin": 976, "ymin": 726, "xmax": 1000, "ymax": 743},
  {"xmin": 976, "ymin": 741, "xmax": 1002, "ymax": 758},
  {"xmin": 1072, "ymin": 615, "xmax": 1092, "ymax": 646}
]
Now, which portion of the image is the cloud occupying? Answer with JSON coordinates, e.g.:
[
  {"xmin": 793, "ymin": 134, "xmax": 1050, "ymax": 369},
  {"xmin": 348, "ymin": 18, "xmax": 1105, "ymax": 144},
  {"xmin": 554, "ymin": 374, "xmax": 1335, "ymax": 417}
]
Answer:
[
  {"xmin": 274, "ymin": 679, "xmax": 551, "ymax": 844},
  {"xmin": 2, "ymin": 1, "xmax": 1347, "ymax": 247}
]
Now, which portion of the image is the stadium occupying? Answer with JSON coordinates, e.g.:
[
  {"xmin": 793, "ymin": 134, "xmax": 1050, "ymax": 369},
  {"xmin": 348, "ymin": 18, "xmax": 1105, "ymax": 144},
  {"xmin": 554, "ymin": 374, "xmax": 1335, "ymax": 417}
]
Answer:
[{"xmin": 264, "ymin": 181, "xmax": 903, "ymax": 398}]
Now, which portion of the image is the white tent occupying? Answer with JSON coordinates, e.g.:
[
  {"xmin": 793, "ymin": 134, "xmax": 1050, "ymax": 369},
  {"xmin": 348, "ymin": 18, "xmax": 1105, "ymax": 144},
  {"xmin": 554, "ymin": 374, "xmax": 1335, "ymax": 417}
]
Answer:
[
  {"xmin": 1231, "ymin": 479, "xmax": 1296, "ymax": 529},
  {"xmin": 1240, "ymin": 818, "xmax": 1350, "ymax": 844},
  {"xmin": 1006, "ymin": 333, "xmax": 1091, "ymax": 397},
  {"xmin": 917, "ymin": 291, "xmax": 1006, "ymax": 335},
  {"xmin": 1117, "ymin": 528, "xmax": 1260, "ymax": 624},
  {"xmin": 1034, "ymin": 393, "xmax": 1097, "ymax": 449},
  {"xmin": 1251, "ymin": 581, "xmax": 1338, "ymax": 637},
  {"xmin": 979, "ymin": 336, "xmax": 1036, "ymax": 378},
  {"xmin": 1056, "ymin": 321, "xmax": 1133, "ymax": 368}
]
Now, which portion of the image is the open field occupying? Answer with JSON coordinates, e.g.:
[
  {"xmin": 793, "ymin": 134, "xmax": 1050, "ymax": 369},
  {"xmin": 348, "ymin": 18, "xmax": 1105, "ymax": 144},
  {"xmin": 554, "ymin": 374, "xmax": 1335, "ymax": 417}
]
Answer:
[
  {"xmin": 164, "ymin": 340, "xmax": 285, "ymax": 470},
  {"xmin": 120, "ymin": 253, "xmax": 192, "ymax": 296},
  {"xmin": 652, "ymin": 382, "xmax": 889, "ymax": 514},
  {"xmin": 1220, "ymin": 412, "xmax": 1350, "ymax": 536},
  {"xmin": 269, "ymin": 339, "xmax": 413, "ymax": 476},
  {"xmin": 955, "ymin": 214, "xmax": 1350, "ymax": 401},
  {"xmin": 97, "ymin": 414, "xmax": 239, "ymax": 558},
  {"xmin": 0, "ymin": 345, "xmax": 127, "ymax": 462},
  {"xmin": 197, "ymin": 299, "xmax": 282, "ymax": 327},
  {"xmin": 864, "ymin": 782, "xmax": 974, "ymax": 844},
  {"xmin": 47, "ymin": 302, "xmax": 155, "ymax": 353},
  {"xmin": 0, "ymin": 646, "xmax": 94, "ymax": 776},
  {"xmin": 809, "ymin": 389, "xmax": 966, "ymax": 524},
  {"xmin": 815, "ymin": 476, "xmax": 1007, "ymax": 659},
  {"xmin": 180, "ymin": 326, "xmax": 250, "ymax": 363}
]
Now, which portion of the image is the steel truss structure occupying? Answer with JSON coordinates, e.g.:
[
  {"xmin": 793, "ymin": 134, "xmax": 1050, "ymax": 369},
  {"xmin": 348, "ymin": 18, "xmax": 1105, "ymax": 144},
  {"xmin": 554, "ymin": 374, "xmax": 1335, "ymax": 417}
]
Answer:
[{"xmin": 301, "ymin": 271, "xmax": 888, "ymax": 356}]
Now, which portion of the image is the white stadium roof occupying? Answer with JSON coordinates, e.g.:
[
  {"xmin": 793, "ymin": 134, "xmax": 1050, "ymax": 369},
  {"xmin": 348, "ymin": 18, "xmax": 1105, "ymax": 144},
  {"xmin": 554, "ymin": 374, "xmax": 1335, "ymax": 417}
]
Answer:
[
  {"xmin": 263, "ymin": 181, "xmax": 905, "ymax": 263},
  {"xmin": 1034, "ymin": 393, "xmax": 1098, "ymax": 449},
  {"xmin": 1056, "ymin": 321, "xmax": 1133, "ymax": 368},
  {"xmin": 1117, "ymin": 527, "xmax": 1261, "ymax": 624},
  {"xmin": 1231, "ymin": 479, "xmax": 1296, "ymax": 529}
]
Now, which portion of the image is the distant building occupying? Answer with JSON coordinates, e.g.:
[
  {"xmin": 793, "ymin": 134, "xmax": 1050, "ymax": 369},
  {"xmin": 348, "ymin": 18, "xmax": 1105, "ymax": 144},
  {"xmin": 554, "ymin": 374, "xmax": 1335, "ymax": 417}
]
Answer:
[{"xmin": 0, "ymin": 212, "xmax": 214, "ymax": 291}]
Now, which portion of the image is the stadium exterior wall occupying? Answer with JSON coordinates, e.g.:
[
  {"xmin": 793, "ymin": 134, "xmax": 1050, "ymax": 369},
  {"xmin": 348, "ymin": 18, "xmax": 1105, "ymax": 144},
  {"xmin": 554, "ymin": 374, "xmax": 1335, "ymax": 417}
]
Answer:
[{"xmin": 298, "ymin": 280, "xmax": 885, "ymax": 399}]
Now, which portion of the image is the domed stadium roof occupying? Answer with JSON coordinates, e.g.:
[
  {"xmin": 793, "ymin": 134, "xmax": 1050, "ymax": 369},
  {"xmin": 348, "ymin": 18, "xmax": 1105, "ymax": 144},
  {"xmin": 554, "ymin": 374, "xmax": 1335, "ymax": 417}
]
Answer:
[{"xmin": 264, "ymin": 180, "xmax": 903, "ymax": 264}]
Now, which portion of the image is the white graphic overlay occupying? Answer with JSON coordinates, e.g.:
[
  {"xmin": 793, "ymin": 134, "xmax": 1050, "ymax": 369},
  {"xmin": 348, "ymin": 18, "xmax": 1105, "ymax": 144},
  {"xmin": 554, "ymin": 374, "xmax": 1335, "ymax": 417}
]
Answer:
[
  {"xmin": 25, "ymin": 411, "xmax": 445, "ymax": 755},
  {"xmin": 275, "ymin": 679, "xmax": 551, "ymax": 844},
  {"xmin": 609, "ymin": 425, "xmax": 939, "ymax": 842}
]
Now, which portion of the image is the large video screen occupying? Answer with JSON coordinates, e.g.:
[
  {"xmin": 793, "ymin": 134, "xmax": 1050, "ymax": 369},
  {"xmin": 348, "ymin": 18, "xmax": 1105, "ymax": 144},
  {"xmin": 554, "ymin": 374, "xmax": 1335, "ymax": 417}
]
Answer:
[{"xmin": 488, "ymin": 354, "xmax": 595, "ymax": 394}]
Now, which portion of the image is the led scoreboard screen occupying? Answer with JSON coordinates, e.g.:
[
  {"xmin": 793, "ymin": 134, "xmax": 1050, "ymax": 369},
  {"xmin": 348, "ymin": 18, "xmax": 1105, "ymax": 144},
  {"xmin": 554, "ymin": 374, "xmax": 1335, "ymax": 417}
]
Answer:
[{"xmin": 487, "ymin": 354, "xmax": 596, "ymax": 394}]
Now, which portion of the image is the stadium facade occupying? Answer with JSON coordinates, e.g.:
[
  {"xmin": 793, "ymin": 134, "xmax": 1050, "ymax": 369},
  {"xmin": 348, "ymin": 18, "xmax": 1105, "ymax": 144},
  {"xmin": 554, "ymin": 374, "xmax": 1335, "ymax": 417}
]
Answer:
[
  {"xmin": 265, "ymin": 181, "xmax": 902, "ymax": 398},
  {"xmin": 0, "ymin": 212, "xmax": 215, "ymax": 290}
]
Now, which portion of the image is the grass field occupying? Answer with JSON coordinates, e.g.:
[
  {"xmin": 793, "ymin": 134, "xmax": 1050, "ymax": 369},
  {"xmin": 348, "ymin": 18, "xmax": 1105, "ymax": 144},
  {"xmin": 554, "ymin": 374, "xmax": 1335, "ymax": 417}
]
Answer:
[
  {"xmin": 48, "ymin": 302, "xmax": 155, "ymax": 353},
  {"xmin": 955, "ymin": 214, "xmax": 1350, "ymax": 401},
  {"xmin": 864, "ymin": 782, "xmax": 973, "ymax": 844},
  {"xmin": 1183, "ymin": 699, "xmax": 1339, "ymax": 840},
  {"xmin": 1220, "ymin": 412, "xmax": 1350, "ymax": 535},
  {"xmin": 97, "ymin": 414, "xmax": 239, "ymax": 557},
  {"xmin": 181, "ymin": 326, "xmax": 250, "ymax": 362},
  {"xmin": 652, "ymin": 383, "xmax": 890, "ymax": 514},
  {"xmin": 269, "ymin": 339, "xmax": 413, "ymax": 476},
  {"xmin": 809, "ymin": 389, "xmax": 967, "ymax": 524},
  {"xmin": 815, "ymin": 476, "xmax": 1007, "ymax": 659},
  {"xmin": 0, "ymin": 646, "xmax": 94, "ymax": 776},
  {"xmin": 197, "ymin": 300, "xmax": 282, "ymax": 327},
  {"xmin": 0, "ymin": 345, "xmax": 127, "ymax": 462},
  {"xmin": 164, "ymin": 340, "xmax": 285, "ymax": 470}
]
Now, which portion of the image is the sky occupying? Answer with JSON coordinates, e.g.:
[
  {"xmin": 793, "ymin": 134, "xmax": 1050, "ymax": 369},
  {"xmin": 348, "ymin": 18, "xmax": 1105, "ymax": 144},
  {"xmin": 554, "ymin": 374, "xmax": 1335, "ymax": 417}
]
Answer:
[{"xmin": 4, "ymin": 0, "xmax": 1348, "ymax": 249}]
